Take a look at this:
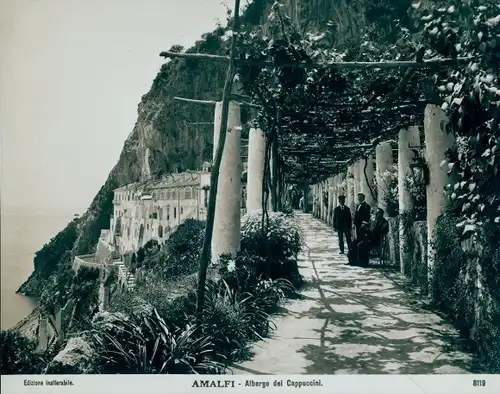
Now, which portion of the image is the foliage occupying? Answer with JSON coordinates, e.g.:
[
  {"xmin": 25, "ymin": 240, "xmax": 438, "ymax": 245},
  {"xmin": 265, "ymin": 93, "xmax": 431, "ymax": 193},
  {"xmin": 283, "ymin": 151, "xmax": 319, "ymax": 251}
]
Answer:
[
  {"xmin": 404, "ymin": 167, "xmax": 427, "ymax": 220},
  {"xmin": 0, "ymin": 330, "xmax": 47, "ymax": 374},
  {"xmin": 377, "ymin": 164, "xmax": 399, "ymax": 216},
  {"xmin": 241, "ymin": 210, "xmax": 301, "ymax": 262},
  {"xmin": 432, "ymin": 212, "xmax": 500, "ymax": 371},
  {"xmin": 201, "ymin": 281, "xmax": 270, "ymax": 361},
  {"xmin": 39, "ymin": 266, "xmax": 100, "ymax": 326},
  {"xmin": 218, "ymin": 252, "xmax": 298, "ymax": 299},
  {"xmin": 137, "ymin": 220, "xmax": 205, "ymax": 281},
  {"xmin": 432, "ymin": 213, "xmax": 474, "ymax": 335},
  {"xmin": 33, "ymin": 219, "xmax": 79, "ymax": 278},
  {"xmin": 109, "ymin": 274, "xmax": 198, "ymax": 329},
  {"xmin": 235, "ymin": 2, "xmax": 427, "ymax": 185},
  {"xmin": 239, "ymin": 210, "xmax": 303, "ymax": 287},
  {"xmin": 400, "ymin": 212, "xmax": 428, "ymax": 291},
  {"xmin": 411, "ymin": 0, "xmax": 500, "ymax": 235},
  {"xmin": 280, "ymin": 200, "xmax": 294, "ymax": 215},
  {"xmin": 89, "ymin": 310, "xmax": 223, "ymax": 374}
]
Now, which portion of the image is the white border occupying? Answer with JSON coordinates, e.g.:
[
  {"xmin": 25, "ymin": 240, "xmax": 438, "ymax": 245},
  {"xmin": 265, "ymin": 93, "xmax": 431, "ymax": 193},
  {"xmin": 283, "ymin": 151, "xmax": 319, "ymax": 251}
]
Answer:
[{"xmin": 1, "ymin": 374, "xmax": 498, "ymax": 394}]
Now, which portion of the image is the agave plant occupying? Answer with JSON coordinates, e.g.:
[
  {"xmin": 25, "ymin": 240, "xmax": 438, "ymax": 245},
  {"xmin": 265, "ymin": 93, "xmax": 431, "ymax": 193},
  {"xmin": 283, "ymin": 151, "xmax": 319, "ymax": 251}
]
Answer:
[
  {"xmin": 201, "ymin": 281, "xmax": 270, "ymax": 361},
  {"xmin": 90, "ymin": 310, "xmax": 223, "ymax": 374}
]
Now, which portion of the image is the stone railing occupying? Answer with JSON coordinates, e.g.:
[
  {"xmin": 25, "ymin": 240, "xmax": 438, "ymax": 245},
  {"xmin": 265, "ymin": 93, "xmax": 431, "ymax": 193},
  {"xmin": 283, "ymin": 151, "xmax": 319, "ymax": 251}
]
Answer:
[{"xmin": 72, "ymin": 254, "xmax": 102, "ymax": 272}]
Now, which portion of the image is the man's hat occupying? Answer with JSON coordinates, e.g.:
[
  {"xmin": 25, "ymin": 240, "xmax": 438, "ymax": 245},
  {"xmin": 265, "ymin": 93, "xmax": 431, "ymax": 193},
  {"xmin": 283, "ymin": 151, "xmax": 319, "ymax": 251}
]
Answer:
[{"xmin": 338, "ymin": 195, "xmax": 346, "ymax": 201}]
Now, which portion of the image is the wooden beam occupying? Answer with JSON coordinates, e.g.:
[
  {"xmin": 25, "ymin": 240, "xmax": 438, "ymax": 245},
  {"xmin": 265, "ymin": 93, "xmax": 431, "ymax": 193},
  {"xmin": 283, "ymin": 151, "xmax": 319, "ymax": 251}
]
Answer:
[
  {"xmin": 245, "ymin": 57, "xmax": 472, "ymax": 69},
  {"xmin": 160, "ymin": 50, "xmax": 472, "ymax": 70},
  {"xmin": 174, "ymin": 97, "xmax": 216, "ymax": 105},
  {"xmin": 174, "ymin": 96, "xmax": 260, "ymax": 109},
  {"xmin": 282, "ymin": 143, "xmax": 373, "ymax": 153},
  {"xmin": 160, "ymin": 51, "xmax": 229, "ymax": 61}
]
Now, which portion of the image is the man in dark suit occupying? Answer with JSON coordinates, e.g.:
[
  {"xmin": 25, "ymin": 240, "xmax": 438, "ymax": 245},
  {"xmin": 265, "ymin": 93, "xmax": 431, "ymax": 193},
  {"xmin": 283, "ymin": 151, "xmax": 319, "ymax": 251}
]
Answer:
[
  {"xmin": 333, "ymin": 195, "xmax": 352, "ymax": 254},
  {"xmin": 354, "ymin": 193, "xmax": 371, "ymax": 239}
]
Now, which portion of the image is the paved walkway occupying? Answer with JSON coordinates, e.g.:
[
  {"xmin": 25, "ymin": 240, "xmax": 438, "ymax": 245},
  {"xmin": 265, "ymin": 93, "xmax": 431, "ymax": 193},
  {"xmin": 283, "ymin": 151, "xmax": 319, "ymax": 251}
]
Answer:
[{"xmin": 232, "ymin": 213, "xmax": 480, "ymax": 375}]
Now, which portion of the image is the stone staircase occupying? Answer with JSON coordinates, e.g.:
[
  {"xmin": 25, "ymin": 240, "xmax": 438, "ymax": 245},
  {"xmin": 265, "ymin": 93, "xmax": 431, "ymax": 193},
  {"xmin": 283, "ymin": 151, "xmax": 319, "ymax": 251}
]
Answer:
[{"xmin": 113, "ymin": 261, "xmax": 136, "ymax": 290}]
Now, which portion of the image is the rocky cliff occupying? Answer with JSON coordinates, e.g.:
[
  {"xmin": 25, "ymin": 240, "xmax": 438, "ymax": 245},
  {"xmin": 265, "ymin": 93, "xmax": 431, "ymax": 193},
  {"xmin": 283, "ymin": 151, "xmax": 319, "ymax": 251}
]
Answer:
[{"xmin": 18, "ymin": 0, "xmax": 409, "ymax": 298}]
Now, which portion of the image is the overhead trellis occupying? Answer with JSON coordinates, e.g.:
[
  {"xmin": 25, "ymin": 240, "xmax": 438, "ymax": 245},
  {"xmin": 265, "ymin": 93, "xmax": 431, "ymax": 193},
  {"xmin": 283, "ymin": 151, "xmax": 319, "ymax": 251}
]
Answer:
[
  {"xmin": 228, "ymin": 1, "xmax": 471, "ymax": 185},
  {"xmin": 160, "ymin": 1, "xmax": 497, "ymax": 226}
]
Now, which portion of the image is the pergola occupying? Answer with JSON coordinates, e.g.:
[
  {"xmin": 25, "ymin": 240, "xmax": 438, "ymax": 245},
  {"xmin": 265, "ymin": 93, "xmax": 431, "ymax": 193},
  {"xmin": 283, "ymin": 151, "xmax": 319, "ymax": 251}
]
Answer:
[{"xmin": 158, "ymin": 0, "xmax": 471, "ymax": 315}]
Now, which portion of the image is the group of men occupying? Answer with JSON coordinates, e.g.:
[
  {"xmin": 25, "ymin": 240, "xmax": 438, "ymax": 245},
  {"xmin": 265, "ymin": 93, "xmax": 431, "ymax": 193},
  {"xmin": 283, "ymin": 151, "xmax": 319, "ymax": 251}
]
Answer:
[{"xmin": 332, "ymin": 192, "xmax": 389, "ymax": 267}]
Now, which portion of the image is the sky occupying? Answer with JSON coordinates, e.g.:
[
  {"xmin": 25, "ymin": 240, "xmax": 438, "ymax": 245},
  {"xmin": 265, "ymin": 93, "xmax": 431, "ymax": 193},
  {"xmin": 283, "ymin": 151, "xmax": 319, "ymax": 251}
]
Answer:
[{"xmin": 0, "ymin": 0, "xmax": 233, "ymax": 217}]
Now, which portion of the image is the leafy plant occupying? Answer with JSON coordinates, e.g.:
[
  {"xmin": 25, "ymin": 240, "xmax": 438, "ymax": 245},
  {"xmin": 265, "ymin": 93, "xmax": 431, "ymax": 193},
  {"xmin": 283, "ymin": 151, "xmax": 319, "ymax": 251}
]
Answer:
[
  {"xmin": 0, "ymin": 330, "xmax": 47, "ymax": 374},
  {"xmin": 241, "ymin": 210, "xmax": 302, "ymax": 263},
  {"xmin": 201, "ymin": 281, "xmax": 269, "ymax": 361},
  {"xmin": 377, "ymin": 164, "xmax": 399, "ymax": 217},
  {"xmin": 404, "ymin": 167, "xmax": 427, "ymax": 220},
  {"xmin": 411, "ymin": 0, "xmax": 500, "ymax": 235},
  {"xmin": 90, "ymin": 310, "xmax": 223, "ymax": 374}
]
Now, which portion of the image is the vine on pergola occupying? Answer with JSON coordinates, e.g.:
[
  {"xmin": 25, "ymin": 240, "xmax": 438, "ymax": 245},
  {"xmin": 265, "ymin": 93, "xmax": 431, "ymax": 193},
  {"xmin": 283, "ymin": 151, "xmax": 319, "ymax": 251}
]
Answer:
[
  {"xmin": 409, "ymin": 0, "xmax": 500, "ymax": 233},
  {"xmin": 234, "ymin": 1, "xmax": 443, "ymax": 186},
  {"xmin": 233, "ymin": 0, "xmax": 499, "ymax": 234}
]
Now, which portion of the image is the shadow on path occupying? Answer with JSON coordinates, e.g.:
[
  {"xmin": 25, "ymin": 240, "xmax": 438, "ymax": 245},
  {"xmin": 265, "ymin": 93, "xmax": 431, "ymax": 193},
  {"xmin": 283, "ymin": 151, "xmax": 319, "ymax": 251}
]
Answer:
[{"xmin": 232, "ymin": 213, "xmax": 482, "ymax": 375}]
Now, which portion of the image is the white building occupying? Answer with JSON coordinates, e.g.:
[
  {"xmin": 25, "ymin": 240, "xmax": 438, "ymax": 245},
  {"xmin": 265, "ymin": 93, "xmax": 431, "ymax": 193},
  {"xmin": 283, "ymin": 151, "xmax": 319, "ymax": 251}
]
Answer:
[{"xmin": 110, "ymin": 162, "xmax": 211, "ymax": 254}]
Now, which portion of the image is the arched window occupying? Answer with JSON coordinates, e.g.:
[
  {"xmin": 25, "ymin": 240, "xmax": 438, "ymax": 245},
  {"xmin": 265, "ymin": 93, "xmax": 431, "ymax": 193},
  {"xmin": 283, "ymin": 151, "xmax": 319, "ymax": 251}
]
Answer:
[
  {"xmin": 174, "ymin": 207, "xmax": 177, "ymax": 219},
  {"xmin": 185, "ymin": 187, "xmax": 191, "ymax": 199},
  {"xmin": 172, "ymin": 189, "xmax": 177, "ymax": 199},
  {"xmin": 158, "ymin": 225, "xmax": 163, "ymax": 238}
]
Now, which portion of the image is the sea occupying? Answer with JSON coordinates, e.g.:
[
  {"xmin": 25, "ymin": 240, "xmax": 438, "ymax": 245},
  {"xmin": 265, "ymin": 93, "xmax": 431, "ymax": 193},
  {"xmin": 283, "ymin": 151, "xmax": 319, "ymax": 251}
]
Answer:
[{"xmin": 0, "ymin": 211, "xmax": 75, "ymax": 330}]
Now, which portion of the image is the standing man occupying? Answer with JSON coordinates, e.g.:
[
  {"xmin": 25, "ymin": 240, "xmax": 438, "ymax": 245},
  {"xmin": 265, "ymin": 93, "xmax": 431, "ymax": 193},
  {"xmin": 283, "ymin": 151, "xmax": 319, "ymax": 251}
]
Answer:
[
  {"xmin": 333, "ymin": 195, "xmax": 352, "ymax": 255},
  {"xmin": 354, "ymin": 192, "xmax": 371, "ymax": 239}
]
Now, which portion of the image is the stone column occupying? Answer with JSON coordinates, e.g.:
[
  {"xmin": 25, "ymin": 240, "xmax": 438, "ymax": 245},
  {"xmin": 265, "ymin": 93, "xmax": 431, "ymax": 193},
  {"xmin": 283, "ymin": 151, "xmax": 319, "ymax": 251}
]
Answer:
[
  {"xmin": 323, "ymin": 180, "xmax": 328, "ymax": 222},
  {"xmin": 327, "ymin": 178, "xmax": 333, "ymax": 225},
  {"xmin": 212, "ymin": 101, "xmax": 242, "ymax": 264},
  {"xmin": 375, "ymin": 141, "xmax": 394, "ymax": 214},
  {"xmin": 302, "ymin": 184, "xmax": 309, "ymax": 213},
  {"xmin": 359, "ymin": 156, "xmax": 375, "ymax": 207},
  {"xmin": 347, "ymin": 166, "xmax": 355, "ymax": 213},
  {"xmin": 424, "ymin": 105, "xmax": 455, "ymax": 295},
  {"xmin": 320, "ymin": 181, "xmax": 325, "ymax": 221},
  {"xmin": 246, "ymin": 128, "xmax": 266, "ymax": 213},
  {"xmin": 353, "ymin": 161, "xmax": 361, "ymax": 201},
  {"xmin": 332, "ymin": 175, "xmax": 339, "ymax": 213},
  {"xmin": 398, "ymin": 126, "xmax": 421, "ymax": 275},
  {"xmin": 312, "ymin": 185, "xmax": 317, "ymax": 216}
]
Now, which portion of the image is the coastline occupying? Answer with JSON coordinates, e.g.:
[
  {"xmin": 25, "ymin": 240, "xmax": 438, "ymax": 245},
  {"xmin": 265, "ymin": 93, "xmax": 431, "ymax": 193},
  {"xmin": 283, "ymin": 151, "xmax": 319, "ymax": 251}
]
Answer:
[{"xmin": 11, "ymin": 307, "xmax": 42, "ymax": 341}]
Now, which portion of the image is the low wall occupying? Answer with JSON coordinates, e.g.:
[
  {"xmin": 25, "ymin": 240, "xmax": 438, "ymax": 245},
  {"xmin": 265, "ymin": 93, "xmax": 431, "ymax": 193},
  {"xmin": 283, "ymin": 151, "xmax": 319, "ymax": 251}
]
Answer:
[
  {"xmin": 432, "ymin": 213, "xmax": 500, "ymax": 372},
  {"xmin": 401, "ymin": 219, "xmax": 428, "ymax": 291},
  {"xmin": 386, "ymin": 216, "xmax": 400, "ymax": 267}
]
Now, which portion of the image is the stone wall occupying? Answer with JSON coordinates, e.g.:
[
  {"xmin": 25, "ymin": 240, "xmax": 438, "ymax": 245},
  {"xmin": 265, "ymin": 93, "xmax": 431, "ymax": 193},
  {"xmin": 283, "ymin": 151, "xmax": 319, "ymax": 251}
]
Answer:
[
  {"xmin": 432, "ymin": 214, "xmax": 500, "ymax": 372},
  {"xmin": 401, "ymin": 219, "xmax": 428, "ymax": 291}
]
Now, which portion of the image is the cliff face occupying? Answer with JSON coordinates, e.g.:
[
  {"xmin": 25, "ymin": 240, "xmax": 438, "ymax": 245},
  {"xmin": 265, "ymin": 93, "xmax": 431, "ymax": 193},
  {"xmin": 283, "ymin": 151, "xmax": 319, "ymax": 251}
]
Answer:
[{"xmin": 18, "ymin": 0, "xmax": 409, "ymax": 297}]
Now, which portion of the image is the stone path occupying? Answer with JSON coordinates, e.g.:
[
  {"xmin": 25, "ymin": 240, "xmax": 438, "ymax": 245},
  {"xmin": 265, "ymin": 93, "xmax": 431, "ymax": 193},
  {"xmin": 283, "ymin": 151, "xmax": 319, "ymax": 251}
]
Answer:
[{"xmin": 231, "ymin": 213, "xmax": 480, "ymax": 375}]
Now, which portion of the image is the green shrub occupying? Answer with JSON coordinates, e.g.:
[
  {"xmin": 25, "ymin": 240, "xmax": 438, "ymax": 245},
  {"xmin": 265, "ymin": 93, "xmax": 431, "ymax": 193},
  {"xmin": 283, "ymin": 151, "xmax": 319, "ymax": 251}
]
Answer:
[
  {"xmin": 108, "ymin": 275, "xmax": 198, "ymax": 330},
  {"xmin": 431, "ymin": 213, "xmax": 470, "ymax": 331},
  {"xmin": 89, "ymin": 310, "xmax": 223, "ymax": 374},
  {"xmin": 241, "ymin": 210, "xmax": 301, "ymax": 261},
  {"xmin": 280, "ymin": 201, "xmax": 294, "ymax": 215},
  {"xmin": 433, "ymin": 213, "xmax": 500, "ymax": 371},
  {"xmin": 140, "ymin": 219, "xmax": 205, "ymax": 281},
  {"xmin": 0, "ymin": 330, "xmax": 46, "ymax": 374},
  {"xmin": 239, "ymin": 210, "xmax": 303, "ymax": 287},
  {"xmin": 201, "ymin": 281, "xmax": 270, "ymax": 362}
]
